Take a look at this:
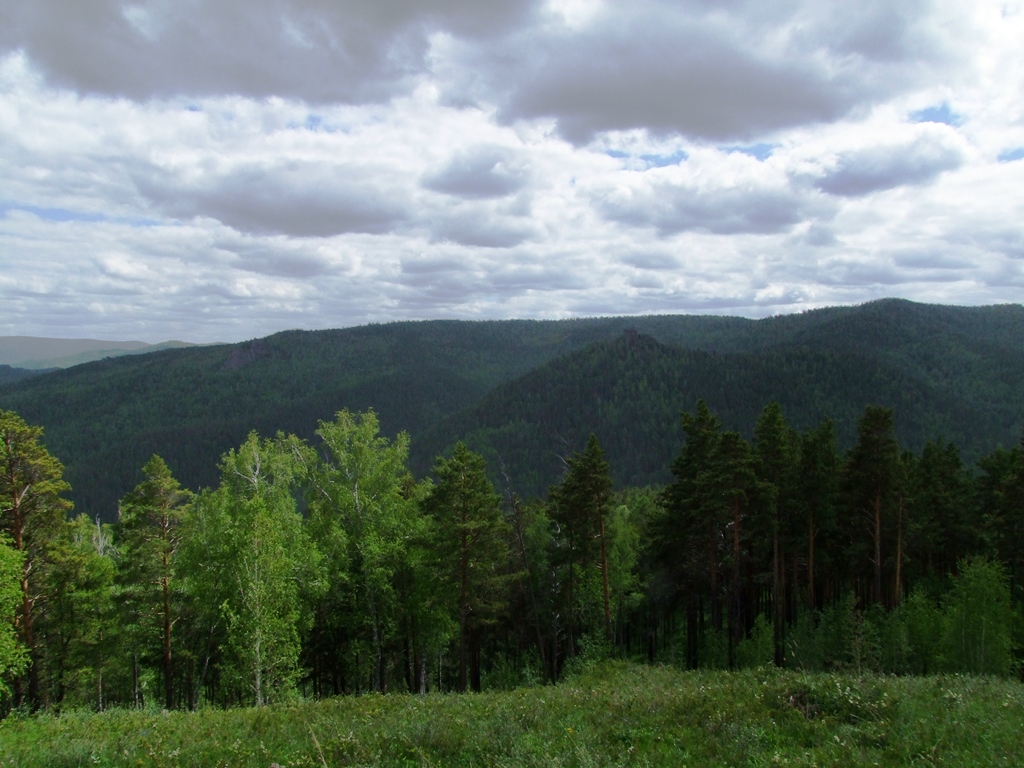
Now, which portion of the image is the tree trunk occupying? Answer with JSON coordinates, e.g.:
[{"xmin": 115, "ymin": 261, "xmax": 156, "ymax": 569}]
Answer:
[
  {"xmin": 894, "ymin": 493, "xmax": 904, "ymax": 606},
  {"xmin": 807, "ymin": 508, "xmax": 815, "ymax": 610},
  {"xmin": 459, "ymin": 525, "xmax": 469, "ymax": 693},
  {"xmin": 873, "ymin": 491, "xmax": 883, "ymax": 606},
  {"xmin": 163, "ymin": 571, "xmax": 173, "ymax": 710},
  {"xmin": 599, "ymin": 513, "xmax": 612, "ymax": 644}
]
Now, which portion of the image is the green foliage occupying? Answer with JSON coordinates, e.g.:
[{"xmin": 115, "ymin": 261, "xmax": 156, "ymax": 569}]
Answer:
[
  {"xmin": 216, "ymin": 433, "xmax": 324, "ymax": 705},
  {"xmin": 6, "ymin": 663, "xmax": 1024, "ymax": 767},
  {"xmin": 4, "ymin": 300, "xmax": 1024, "ymax": 522},
  {"xmin": 940, "ymin": 557, "xmax": 1015, "ymax": 675},
  {"xmin": 0, "ymin": 409, "xmax": 72, "ymax": 708},
  {"xmin": 424, "ymin": 442, "xmax": 511, "ymax": 692},
  {"xmin": 902, "ymin": 587, "xmax": 943, "ymax": 674},
  {"xmin": 0, "ymin": 537, "xmax": 27, "ymax": 695},
  {"xmin": 306, "ymin": 410, "xmax": 420, "ymax": 694},
  {"xmin": 736, "ymin": 614, "xmax": 775, "ymax": 669},
  {"xmin": 116, "ymin": 456, "xmax": 190, "ymax": 710}
]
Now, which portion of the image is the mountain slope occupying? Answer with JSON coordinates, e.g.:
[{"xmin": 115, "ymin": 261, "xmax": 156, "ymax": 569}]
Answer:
[
  {"xmin": 1, "ymin": 301, "xmax": 1021, "ymax": 519},
  {"xmin": 411, "ymin": 326, "xmax": 1024, "ymax": 498}
]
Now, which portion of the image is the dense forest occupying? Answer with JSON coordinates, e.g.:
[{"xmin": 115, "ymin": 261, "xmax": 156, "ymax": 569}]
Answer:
[
  {"xmin": 2, "ymin": 391, "xmax": 1023, "ymax": 713},
  {"xmin": 1, "ymin": 299, "xmax": 1023, "ymax": 522}
]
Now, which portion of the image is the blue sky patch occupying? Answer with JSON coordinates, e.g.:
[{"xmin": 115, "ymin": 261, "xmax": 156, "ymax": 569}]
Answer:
[
  {"xmin": 604, "ymin": 149, "xmax": 688, "ymax": 168},
  {"xmin": 910, "ymin": 103, "xmax": 963, "ymax": 127},
  {"xmin": 997, "ymin": 148, "xmax": 1024, "ymax": 163},
  {"xmin": 1, "ymin": 203, "xmax": 159, "ymax": 227},
  {"xmin": 1, "ymin": 204, "xmax": 107, "ymax": 223},
  {"xmin": 640, "ymin": 150, "xmax": 688, "ymax": 168},
  {"xmin": 723, "ymin": 143, "xmax": 775, "ymax": 161}
]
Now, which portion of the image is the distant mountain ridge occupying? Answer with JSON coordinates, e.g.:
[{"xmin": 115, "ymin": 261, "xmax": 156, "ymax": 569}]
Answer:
[
  {"xmin": 0, "ymin": 336, "xmax": 204, "ymax": 369},
  {"xmin": 411, "ymin": 321, "xmax": 1024, "ymax": 497},
  {"xmin": 1, "ymin": 299, "xmax": 1022, "ymax": 521}
]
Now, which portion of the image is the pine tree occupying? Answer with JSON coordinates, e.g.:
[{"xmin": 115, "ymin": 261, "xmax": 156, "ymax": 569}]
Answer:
[
  {"xmin": 844, "ymin": 406, "xmax": 901, "ymax": 607},
  {"xmin": 0, "ymin": 536, "xmax": 28, "ymax": 698},
  {"xmin": 118, "ymin": 456, "xmax": 190, "ymax": 709},
  {"xmin": 753, "ymin": 402, "xmax": 798, "ymax": 666},
  {"xmin": 549, "ymin": 434, "xmax": 614, "ymax": 647},
  {"xmin": 423, "ymin": 443, "xmax": 510, "ymax": 692},
  {"xmin": 0, "ymin": 410, "xmax": 71, "ymax": 708},
  {"xmin": 658, "ymin": 400, "xmax": 724, "ymax": 668}
]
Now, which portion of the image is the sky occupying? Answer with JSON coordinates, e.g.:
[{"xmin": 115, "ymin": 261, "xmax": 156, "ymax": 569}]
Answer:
[{"xmin": 1, "ymin": 0, "xmax": 1022, "ymax": 344}]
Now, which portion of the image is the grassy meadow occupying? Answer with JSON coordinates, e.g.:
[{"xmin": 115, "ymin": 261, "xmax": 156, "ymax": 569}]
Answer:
[{"xmin": 2, "ymin": 662, "xmax": 1022, "ymax": 767}]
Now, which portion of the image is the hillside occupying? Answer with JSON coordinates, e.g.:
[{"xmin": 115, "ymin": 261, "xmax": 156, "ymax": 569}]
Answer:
[
  {"xmin": 0, "ymin": 365, "xmax": 50, "ymax": 386},
  {"xmin": 1, "ymin": 300, "xmax": 1022, "ymax": 520},
  {"xmin": 411, "ymin": 323, "xmax": 1024, "ymax": 497}
]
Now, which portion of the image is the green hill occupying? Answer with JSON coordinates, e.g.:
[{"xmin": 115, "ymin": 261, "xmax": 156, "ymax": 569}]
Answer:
[
  {"xmin": 412, "ymin": 320, "xmax": 1024, "ymax": 497},
  {"xmin": 1, "ymin": 300, "xmax": 1021, "ymax": 520}
]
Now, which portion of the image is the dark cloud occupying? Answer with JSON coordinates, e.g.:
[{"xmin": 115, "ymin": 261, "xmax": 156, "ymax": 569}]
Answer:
[
  {"xmin": 400, "ymin": 256, "xmax": 465, "ymax": 275},
  {"xmin": 595, "ymin": 181, "xmax": 809, "ymax": 236},
  {"xmin": 814, "ymin": 135, "xmax": 963, "ymax": 197},
  {"xmin": 445, "ymin": 0, "xmax": 958, "ymax": 143},
  {"xmin": 893, "ymin": 251, "xmax": 973, "ymax": 270},
  {"xmin": 0, "ymin": 0, "xmax": 540, "ymax": 102},
  {"xmin": 801, "ymin": 223, "xmax": 838, "ymax": 247},
  {"xmin": 422, "ymin": 145, "xmax": 529, "ymax": 199},
  {"xmin": 135, "ymin": 161, "xmax": 409, "ymax": 236},
  {"xmin": 619, "ymin": 252, "xmax": 681, "ymax": 270}
]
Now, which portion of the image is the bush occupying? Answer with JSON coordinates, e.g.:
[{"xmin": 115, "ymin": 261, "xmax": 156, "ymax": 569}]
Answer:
[{"xmin": 940, "ymin": 557, "xmax": 1014, "ymax": 675}]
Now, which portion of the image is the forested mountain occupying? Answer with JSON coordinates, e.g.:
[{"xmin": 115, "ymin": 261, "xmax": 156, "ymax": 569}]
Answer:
[
  {"xmin": 413, "ymin": 310, "xmax": 1024, "ymax": 497},
  {"xmin": 0, "ymin": 365, "xmax": 49, "ymax": 386},
  {"xmin": 0, "ymin": 299, "xmax": 1021, "ymax": 520}
]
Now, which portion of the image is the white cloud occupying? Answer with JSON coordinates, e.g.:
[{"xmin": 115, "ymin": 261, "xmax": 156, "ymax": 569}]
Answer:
[{"xmin": 0, "ymin": 0, "xmax": 1021, "ymax": 342}]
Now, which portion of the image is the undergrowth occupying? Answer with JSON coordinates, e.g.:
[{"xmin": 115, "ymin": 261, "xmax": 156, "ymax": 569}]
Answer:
[{"xmin": 1, "ymin": 662, "xmax": 1022, "ymax": 767}]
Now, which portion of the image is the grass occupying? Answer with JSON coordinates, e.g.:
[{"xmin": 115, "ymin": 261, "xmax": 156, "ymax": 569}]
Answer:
[{"xmin": 2, "ymin": 662, "xmax": 1023, "ymax": 767}]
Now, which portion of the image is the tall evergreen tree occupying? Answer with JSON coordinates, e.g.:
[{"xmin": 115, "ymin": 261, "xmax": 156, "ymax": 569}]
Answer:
[
  {"xmin": 423, "ymin": 442, "xmax": 510, "ymax": 692},
  {"xmin": 549, "ymin": 434, "xmax": 614, "ymax": 647},
  {"xmin": 0, "ymin": 410, "xmax": 71, "ymax": 708},
  {"xmin": 844, "ymin": 406, "xmax": 901, "ymax": 607},
  {"xmin": 658, "ymin": 400, "xmax": 724, "ymax": 668},
  {"xmin": 117, "ymin": 456, "xmax": 190, "ymax": 709},
  {"xmin": 753, "ymin": 402, "xmax": 798, "ymax": 666},
  {"xmin": 0, "ymin": 536, "xmax": 27, "ymax": 699},
  {"xmin": 797, "ymin": 420, "xmax": 839, "ymax": 610}
]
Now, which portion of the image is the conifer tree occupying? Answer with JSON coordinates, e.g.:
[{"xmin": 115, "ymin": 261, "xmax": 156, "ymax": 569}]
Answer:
[
  {"xmin": 844, "ymin": 406, "xmax": 901, "ymax": 606},
  {"xmin": 423, "ymin": 442, "xmax": 510, "ymax": 692},
  {"xmin": 0, "ymin": 410, "xmax": 71, "ymax": 708},
  {"xmin": 753, "ymin": 402, "xmax": 798, "ymax": 666},
  {"xmin": 118, "ymin": 456, "xmax": 190, "ymax": 709},
  {"xmin": 0, "ymin": 537, "xmax": 27, "ymax": 698},
  {"xmin": 797, "ymin": 420, "xmax": 839, "ymax": 610},
  {"xmin": 658, "ymin": 400, "xmax": 724, "ymax": 667},
  {"xmin": 549, "ymin": 434, "xmax": 614, "ymax": 647}
]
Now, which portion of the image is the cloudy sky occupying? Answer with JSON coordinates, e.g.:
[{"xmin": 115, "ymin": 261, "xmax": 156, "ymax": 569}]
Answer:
[{"xmin": 1, "ymin": 0, "xmax": 1022, "ymax": 343}]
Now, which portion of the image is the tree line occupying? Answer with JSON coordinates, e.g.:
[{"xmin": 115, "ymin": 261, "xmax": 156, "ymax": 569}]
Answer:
[{"xmin": 1, "ymin": 400, "xmax": 1023, "ymax": 713}]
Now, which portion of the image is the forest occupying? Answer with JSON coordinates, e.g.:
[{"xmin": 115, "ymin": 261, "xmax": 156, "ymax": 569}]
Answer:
[
  {"xmin": 2, "ymin": 392, "xmax": 1023, "ymax": 715},
  {"xmin": 1, "ymin": 299, "xmax": 1022, "ymax": 523}
]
